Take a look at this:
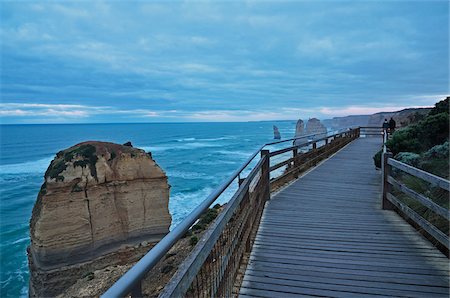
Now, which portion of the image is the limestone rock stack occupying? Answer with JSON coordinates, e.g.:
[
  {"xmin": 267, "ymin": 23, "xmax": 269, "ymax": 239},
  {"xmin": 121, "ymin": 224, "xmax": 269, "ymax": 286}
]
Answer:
[
  {"xmin": 273, "ymin": 125, "xmax": 281, "ymax": 140},
  {"xmin": 305, "ymin": 118, "xmax": 327, "ymax": 139},
  {"xmin": 294, "ymin": 119, "xmax": 306, "ymax": 146},
  {"xmin": 28, "ymin": 141, "xmax": 171, "ymax": 297},
  {"xmin": 294, "ymin": 118, "xmax": 327, "ymax": 146}
]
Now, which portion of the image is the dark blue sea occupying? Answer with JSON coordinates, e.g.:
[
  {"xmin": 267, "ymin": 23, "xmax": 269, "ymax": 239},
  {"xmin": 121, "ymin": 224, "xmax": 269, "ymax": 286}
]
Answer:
[{"xmin": 0, "ymin": 121, "xmax": 298, "ymax": 297}]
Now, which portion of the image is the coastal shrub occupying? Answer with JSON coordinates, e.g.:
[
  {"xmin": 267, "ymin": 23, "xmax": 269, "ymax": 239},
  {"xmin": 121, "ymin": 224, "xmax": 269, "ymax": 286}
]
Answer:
[
  {"xmin": 161, "ymin": 265, "xmax": 174, "ymax": 274},
  {"xmin": 69, "ymin": 144, "xmax": 98, "ymax": 178},
  {"xmin": 71, "ymin": 184, "xmax": 83, "ymax": 193},
  {"xmin": 45, "ymin": 159, "xmax": 67, "ymax": 181},
  {"xmin": 386, "ymin": 125, "xmax": 421, "ymax": 155},
  {"xmin": 109, "ymin": 151, "xmax": 116, "ymax": 161},
  {"xmin": 190, "ymin": 235, "xmax": 199, "ymax": 246},
  {"xmin": 198, "ymin": 208, "xmax": 218, "ymax": 226},
  {"xmin": 423, "ymin": 141, "xmax": 449, "ymax": 160},
  {"xmin": 385, "ymin": 98, "xmax": 449, "ymax": 156},
  {"xmin": 373, "ymin": 150, "xmax": 382, "ymax": 168},
  {"xmin": 417, "ymin": 113, "xmax": 449, "ymax": 150},
  {"xmin": 394, "ymin": 152, "xmax": 421, "ymax": 167},
  {"xmin": 429, "ymin": 97, "xmax": 449, "ymax": 115},
  {"xmin": 82, "ymin": 271, "xmax": 94, "ymax": 281}
]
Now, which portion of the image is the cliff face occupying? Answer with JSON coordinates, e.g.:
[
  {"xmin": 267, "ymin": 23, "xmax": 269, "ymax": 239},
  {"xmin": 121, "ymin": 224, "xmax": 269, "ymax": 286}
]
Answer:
[
  {"xmin": 28, "ymin": 141, "xmax": 171, "ymax": 296},
  {"xmin": 322, "ymin": 108, "xmax": 431, "ymax": 129}
]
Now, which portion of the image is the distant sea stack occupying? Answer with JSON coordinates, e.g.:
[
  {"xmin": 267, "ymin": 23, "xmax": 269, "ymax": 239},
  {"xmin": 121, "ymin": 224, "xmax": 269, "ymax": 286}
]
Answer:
[
  {"xmin": 28, "ymin": 141, "xmax": 171, "ymax": 297},
  {"xmin": 294, "ymin": 118, "xmax": 327, "ymax": 146},
  {"xmin": 305, "ymin": 118, "xmax": 327, "ymax": 138},
  {"xmin": 273, "ymin": 125, "xmax": 281, "ymax": 139},
  {"xmin": 294, "ymin": 119, "xmax": 306, "ymax": 146}
]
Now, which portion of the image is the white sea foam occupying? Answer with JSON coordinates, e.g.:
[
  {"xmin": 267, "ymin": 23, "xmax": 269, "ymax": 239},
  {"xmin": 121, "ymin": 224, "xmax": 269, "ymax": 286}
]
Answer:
[
  {"xmin": 137, "ymin": 145, "xmax": 174, "ymax": 153},
  {"xmin": 169, "ymin": 187, "xmax": 215, "ymax": 228},
  {"xmin": 176, "ymin": 137, "xmax": 196, "ymax": 142},
  {"xmin": 168, "ymin": 170, "xmax": 213, "ymax": 180},
  {"xmin": 138, "ymin": 142, "xmax": 221, "ymax": 153},
  {"xmin": 0, "ymin": 157, "xmax": 53, "ymax": 175},
  {"xmin": 215, "ymin": 150, "xmax": 254, "ymax": 158}
]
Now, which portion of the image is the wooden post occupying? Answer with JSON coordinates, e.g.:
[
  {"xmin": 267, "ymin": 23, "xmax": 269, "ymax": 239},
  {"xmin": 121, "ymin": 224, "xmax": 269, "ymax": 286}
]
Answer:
[
  {"xmin": 261, "ymin": 150, "xmax": 270, "ymax": 200},
  {"xmin": 293, "ymin": 148, "xmax": 299, "ymax": 178},
  {"xmin": 312, "ymin": 142, "xmax": 317, "ymax": 150},
  {"xmin": 382, "ymin": 152, "xmax": 394, "ymax": 210},
  {"xmin": 325, "ymin": 138, "xmax": 328, "ymax": 145}
]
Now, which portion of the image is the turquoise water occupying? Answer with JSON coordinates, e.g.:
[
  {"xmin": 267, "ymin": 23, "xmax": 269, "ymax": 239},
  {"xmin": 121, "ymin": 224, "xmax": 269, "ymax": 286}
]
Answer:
[{"xmin": 0, "ymin": 121, "xmax": 297, "ymax": 297}]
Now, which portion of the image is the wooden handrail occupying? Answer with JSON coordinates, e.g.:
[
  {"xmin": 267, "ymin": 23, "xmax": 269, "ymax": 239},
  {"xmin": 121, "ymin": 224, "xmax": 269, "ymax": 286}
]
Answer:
[
  {"xmin": 388, "ymin": 158, "xmax": 450, "ymax": 191},
  {"xmin": 382, "ymin": 152, "xmax": 450, "ymax": 251}
]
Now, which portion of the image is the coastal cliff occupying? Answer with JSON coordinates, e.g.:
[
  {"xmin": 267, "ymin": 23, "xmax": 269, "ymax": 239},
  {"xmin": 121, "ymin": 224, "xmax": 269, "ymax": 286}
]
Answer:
[
  {"xmin": 28, "ymin": 141, "xmax": 171, "ymax": 297},
  {"xmin": 322, "ymin": 108, "xmax": 431, "ymax": 129}
]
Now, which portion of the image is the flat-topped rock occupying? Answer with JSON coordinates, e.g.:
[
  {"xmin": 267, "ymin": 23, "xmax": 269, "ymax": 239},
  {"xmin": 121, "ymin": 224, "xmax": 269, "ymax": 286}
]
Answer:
[{"xmin": 29, "ymin": 141, "xmax": 171, "ymax": 296}]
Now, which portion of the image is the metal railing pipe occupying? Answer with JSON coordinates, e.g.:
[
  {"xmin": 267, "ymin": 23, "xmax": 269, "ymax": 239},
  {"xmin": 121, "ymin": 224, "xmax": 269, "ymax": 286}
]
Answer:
[
  {"xmin": 102, "ymin": 145, "xmax": 265, "ymax": 297},
  {"xmin": 103, "ymin": 127, "xmax": 360, "ymax": 297}
]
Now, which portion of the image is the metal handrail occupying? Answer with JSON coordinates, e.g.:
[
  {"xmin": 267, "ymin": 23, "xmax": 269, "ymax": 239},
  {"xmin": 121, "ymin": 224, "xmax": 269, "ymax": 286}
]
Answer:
[{"xmin": 102, "ymin": 127, "xmax": 358, "ymax": 297}]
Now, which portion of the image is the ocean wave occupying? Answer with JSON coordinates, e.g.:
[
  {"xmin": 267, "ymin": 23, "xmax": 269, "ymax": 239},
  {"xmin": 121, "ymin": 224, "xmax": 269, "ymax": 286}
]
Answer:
[
  {"xmin": 169, "ymin": 187, "xmax": 215, "ymax": 228},
  {"xmin": 176, "ymin": 137, "xmax": 196, "ymax": 142},
  {"xmin": 0, "ymin": 157, "xmax": 53, "ymax": 175},
  {"xmin": 215, "ymin": 150, "xmax": 254, "ymax": 158},
  {"xmin": 176, "ymin": 136, "xmax": 235, "ymax": 142},
  {"xmin": 198, "ymin": 136, "xmax": 235, "ymax": 141},
  {"xmin": 138, "ymin": 142, "xmax": 221, "ymax": 153},
  {"xmin": 138, "ymin": 145, "xmax": 174, "ymax": 153}
]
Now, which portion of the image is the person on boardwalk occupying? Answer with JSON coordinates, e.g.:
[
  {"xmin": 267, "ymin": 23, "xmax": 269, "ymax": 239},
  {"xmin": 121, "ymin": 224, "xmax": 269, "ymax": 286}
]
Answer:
[
  {"xmin": 382, "ymin": 118, "xmax": 389, "ymax": 132},
  {"xmin": 389, "ymin": 117, "xmax": 396, "ymax": 133}
]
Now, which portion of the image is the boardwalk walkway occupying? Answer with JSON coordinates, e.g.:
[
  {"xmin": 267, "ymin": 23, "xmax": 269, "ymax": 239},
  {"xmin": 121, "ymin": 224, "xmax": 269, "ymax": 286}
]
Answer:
[{"xmin": 240, "ymin": 138, "xmax": 450, "ymax": 297}]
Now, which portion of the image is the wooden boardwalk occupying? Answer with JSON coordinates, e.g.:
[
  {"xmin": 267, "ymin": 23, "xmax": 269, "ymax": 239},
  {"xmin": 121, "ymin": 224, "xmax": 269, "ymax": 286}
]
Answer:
[{"xmin": 240, "ymin": 138, "xmax": 450, "ymax": 298}]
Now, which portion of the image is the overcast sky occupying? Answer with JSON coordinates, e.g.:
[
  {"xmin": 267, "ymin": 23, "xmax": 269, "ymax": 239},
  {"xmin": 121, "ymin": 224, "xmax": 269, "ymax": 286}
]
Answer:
[{"xmin": 1, "ymin": 1, "xmax": 448, "ymax": 124}]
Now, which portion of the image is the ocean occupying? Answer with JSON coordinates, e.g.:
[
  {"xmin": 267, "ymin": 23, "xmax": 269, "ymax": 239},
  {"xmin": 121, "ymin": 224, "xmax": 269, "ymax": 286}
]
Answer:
[{"xmin": 0, "ymin": 121, "xmax": 298, "ymax": 297}]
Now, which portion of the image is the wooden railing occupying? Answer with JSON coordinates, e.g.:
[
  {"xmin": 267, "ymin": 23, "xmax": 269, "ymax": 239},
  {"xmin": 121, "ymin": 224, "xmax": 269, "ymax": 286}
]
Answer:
[
  {"xmin": 159, "ymin": 152, "xmax": 270, "ymax": 297},
  {"xmin": 103, "ymin": 128, "xmax": 361, "ymax": 298},
  {"xmin": 359, "ymin": 126, "xmax": 384, "ymax": 136},
  {"xmin": 269, "ymin": 129, "xmax": 360, "ymax": 190},
  {"xmin": 382, "ymin": 152, "xmax": 450, "ymax": 252}
]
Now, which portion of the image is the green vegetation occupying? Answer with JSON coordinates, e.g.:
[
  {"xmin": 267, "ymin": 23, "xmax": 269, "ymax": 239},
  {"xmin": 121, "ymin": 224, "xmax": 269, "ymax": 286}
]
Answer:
[
  {"xmin": 46, "ymin": 144, "xmax": 99, "ymax": 181},
  {"xmin": 190, "ymin": 235, "xmax": 199, "ymax": 246},
  {"xmin": 45, "ymin": 159, "xmax": 67, "ymax": 181},
  {"xmin": 82, "ymin": 271, "xmax": 94, "ymax": 281},
  {"xmin": 374, "ymin": 97, "xmax": 449, "ymax": 237},
  {"xmin": 184, "ymin": 205, "xmax": 222, "ymax": 246},
  {"xmin": 71, "ymin": 184, "xmax": 83, "ymax": 193},
  {"xmin": 109, "ymin": 151, "xmax": 117, "ymax": 161},
  {"xmin": 373, "ymin": 97, "xmax": 449, "ymax": 175}
]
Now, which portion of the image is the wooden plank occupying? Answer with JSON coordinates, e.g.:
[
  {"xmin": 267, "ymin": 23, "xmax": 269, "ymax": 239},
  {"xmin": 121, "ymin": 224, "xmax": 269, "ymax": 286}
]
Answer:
[
  {"xmin": 243, "ymin": 274, "xmax": 447, "ymax": 298},
  {"xmin": 245, "ymin": 267, "xmax": 450, "ymax": 293},
  {"xmin": 388, "ymin": 158, "xmax": 450, "ymax": 191},
  {"xmin": 249, "ymin": 252, "xmax": 448, "ymax": 275},
  {"xmin": 388, "ymin": 175, "xmax": 450, "ymax": 220},
  {"xmin": 248, "ymin": 260, "xmax": 450, "ymax": 287},
  {"xmin": 239, "ymin": 138, "xmax": 450, "ymax": 297}
]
